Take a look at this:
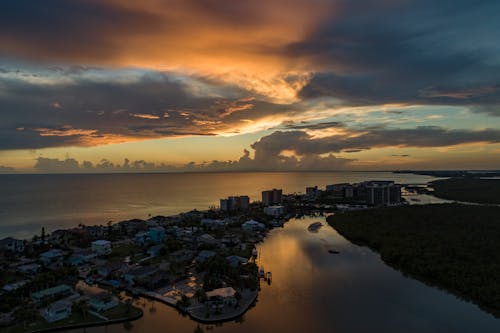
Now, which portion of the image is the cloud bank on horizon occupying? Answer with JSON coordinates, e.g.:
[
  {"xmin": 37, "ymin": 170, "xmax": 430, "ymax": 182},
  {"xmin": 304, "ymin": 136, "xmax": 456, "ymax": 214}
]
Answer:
[{"xmin": 1, "ymin": 0, "xmax": 499, "ymax": 172}]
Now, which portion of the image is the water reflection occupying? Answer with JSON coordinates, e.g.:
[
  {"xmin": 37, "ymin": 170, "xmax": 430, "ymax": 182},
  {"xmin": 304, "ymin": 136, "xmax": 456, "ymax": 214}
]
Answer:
[{"xmin": 66, "ymin": 216, "xmax": 500, "ymax": 333}]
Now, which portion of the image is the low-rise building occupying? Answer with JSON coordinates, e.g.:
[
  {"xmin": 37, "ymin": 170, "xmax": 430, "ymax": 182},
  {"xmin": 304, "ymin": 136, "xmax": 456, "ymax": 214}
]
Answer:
[
  {"xmin": 264, "ymin": 205, "xmax": 285, "ymax": 217},
  {"xmin": 40, "ymin": 300, "xmax": 72, "ymax": 323},
  {"xmin": 241, "ymin": 220, "xmax": 265, "ymax": 232},
  {"xmin": 196, "ymin": 250, "xmax": 216, "ymax": 263},
  {"xmin": 197, "ymin": 233, "xmax": 217, "ymax": 246},
  {"xmin": 124, "ymin": 265, "xmax": 158, "ymax": 285},
  {"xmin": 148, "ymin": 227, "xmax": 166, "ymax": 244},
  {"xmin": 134, "ymin": 231, "xmax": 150, "ymax": 246},
  {"xmin": 206, "ymin": 287, "xmax": 238, "ymax": 306},
  {"xmin": 147, "ymin": 244, "xmax": 165, "ymax": 257},
  {"xmin": 226, "ymin": 255, "xmax": 248, "ymax": 268},
  {"xmin": 91, "ymin": 240, "xmax": 112, "ymax": 256},
  {"xmin": 39, "ymin": 249, "xmax": 65, "ymax": 268},
  {"xmin": 0, "ymin": 237, "xmax": 25, "ymax": 254},
  {"xmin": 17, "ymin": 263, "xmax": 41, "ymax": 274},
  {"xmin": 89, "ymin": 292, "xmax": 119, "ymax": 312},
  {"xmin": 31, "ymin": 284, "xmax": 74, "ymax": 303},
  {"xmin": 201, "ymin": 219, "xmax": 226, "ymax": 230}
]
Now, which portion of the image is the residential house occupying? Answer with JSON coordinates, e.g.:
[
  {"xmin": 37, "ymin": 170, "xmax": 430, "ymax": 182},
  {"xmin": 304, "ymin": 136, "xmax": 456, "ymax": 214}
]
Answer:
[
  {"xmin": 148, "ymin": 227, "xmax": 166, "ymax": 244},
  {"xmin": 206, "ymin": 287, "xmax": 238, "ymax": 307},
  {"xmin": 147, "ymin": 244, "xmax": 165, "ymax": 257},
  {"xmin": 91, "ymin": 240, "xmax": 112, "ymax": 256},
  {"xmin": 89, "ymin": 292, "xmax": 119, "ymax": 312},
  {"xmin": 31, "ymin": 284, "xmax": 74, "ymax": 303},
  {"xmin": 241, "ymin": 220, "xmax": 265, "ymax": 232},
  {"xmin": 135, "ymin": 231, "xmax": 150, "ymax": 246},
  {"xmin": 263, "ymin": 205, "xmax": 285, "ymax": 217},
  {"xmin": 124, "ymin": 265, "xmax": 158, "ymax": 285},
  {"xmin": 201, "ymin": 219, "xmax": 226, "ymax": 230},
  {"xmin": 0, "ymin": 237, "xmax": 24, "ymax": 254},
  {"xmin": 169, "ymin": 249, "xmax": 195, "ymax": 263},
  {"xmin": 196, "ymin": 250, "xmax": 216, "ymax": 263},
  {"xmin": 197, "ymin": 233, "xmax": 218, "ymax": 246},
  {"xmin": 17, "ymin": 263, "xmax": 41, "ymax": 274},
  {"xmin": 40, "ymin": 300, "xmax": 72, "ymax": 323},
  {"xmin": 226, "ymin": 255, "xmax": 248, "ymax": 268},
  {"xmin": 39, "ymin": 249, "xmax": 65, "ymax": 268}
]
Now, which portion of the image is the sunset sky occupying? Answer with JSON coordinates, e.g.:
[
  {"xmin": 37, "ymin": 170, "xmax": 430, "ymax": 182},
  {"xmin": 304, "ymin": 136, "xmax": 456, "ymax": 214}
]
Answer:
[{"xmin": 1, "ymin": 0, "xmax": 499, "ymax": 172}]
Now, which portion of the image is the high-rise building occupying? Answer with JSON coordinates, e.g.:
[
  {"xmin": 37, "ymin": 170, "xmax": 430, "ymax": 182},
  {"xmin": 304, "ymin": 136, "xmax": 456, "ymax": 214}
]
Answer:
[
  {"xmin": 262, "ymin": 189, "xmax": 282, "ymax": 206},
  {"xmin": 362, "ymin": 181, "xmax": 402, "ymax": 206},
  {"xmin": 220, "ymin": 195, "xmax": 250, "ymax": 211}
]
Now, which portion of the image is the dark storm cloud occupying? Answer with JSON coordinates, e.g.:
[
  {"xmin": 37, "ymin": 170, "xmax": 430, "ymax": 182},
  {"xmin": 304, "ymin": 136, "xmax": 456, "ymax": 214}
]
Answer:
[
  {"xmin": 292, "ymin": 0, "xmax": 500, "ymax": 109},
  {"xmin": 251, "ymin": 126, "xmax": 500, "ymax": 158},
  {"xmin": 0, "ymin": 0, "xmax": 161, "ymax": 61},
  {"xmin": 0, "ymin": 71, "xmax": 299, "ymax": 149},
  {"xmin": 280, "ymin": 121, "xmax": 345, "ymax": 130}
]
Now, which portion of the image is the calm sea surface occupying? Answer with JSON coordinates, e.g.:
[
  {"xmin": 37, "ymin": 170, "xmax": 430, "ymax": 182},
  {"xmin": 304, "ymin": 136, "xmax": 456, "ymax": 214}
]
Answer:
[
  {"xmin": 0, "ymin": 171, "xmax": 435, "ymax": 239},
  {"xmin": 2, "ymin": 172, "xmax": 499, "ymax": 332}
]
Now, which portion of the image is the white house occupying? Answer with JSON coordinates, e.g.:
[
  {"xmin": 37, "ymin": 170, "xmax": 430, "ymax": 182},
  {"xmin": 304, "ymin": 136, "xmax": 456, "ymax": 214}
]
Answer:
[
  {"xmin": 263, "ymin": 205, "xmax": 285, "ymax": 217},
  {"xmin": 241, "ymin": 220, "xmax": 265, "ymax": 232},
  {"xmin": 40, "ymin": 300, "xmax": 72, "ymax": 323},
  {"xmin": 206, "ymin": 287, "xmax": 238, "ymax": 306},
  {"xmin": 91, "ymin": 240, "xmax": 112, "ymax": 256}
]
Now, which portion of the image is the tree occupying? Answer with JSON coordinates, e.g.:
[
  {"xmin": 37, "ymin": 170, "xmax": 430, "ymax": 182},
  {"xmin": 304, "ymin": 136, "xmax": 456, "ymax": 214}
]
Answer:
[{"xmin": 41, "ymin": 226, "xmax": 46, "ymax": 245}]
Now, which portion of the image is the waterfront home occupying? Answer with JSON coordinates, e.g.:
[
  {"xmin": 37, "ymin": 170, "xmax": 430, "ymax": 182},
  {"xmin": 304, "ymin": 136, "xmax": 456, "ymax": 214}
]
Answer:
[
  {"xmin": 196, "ymin": 250, "xmax": 216, "ymax": 263},
  {"xmin": 124, "ymin": 265, "xmax": 158, "ymax": 285},
  {"xmin": 91, "ymin": 240, "xmax": 112, "ymax": 256},
  {"xmin": 226, "ymin": 255, "xmax": 248, "ymax": 268},
  {"xmin": 89, "ymin": 292, "xmax": 119, "ymax": 312},
  {"xmin": 17, "ymin": 263, "xmax": 41, "ymax": 274},
  {"xmin": 147, "ymin": 244, "xmax": 165, "ymax": 257},
  {"xmin": 40, "ymin": 300, "xmax": 72, "ymax": 323},
  {"xmin": 31, "ymin": 284, "xmax": 74, "ymax": 303},
  {"xmin": 241, "ymin": 220, "xmax": 266, "ymax": 232},
  {"xmin": 0, "ymin": 237, "xmax": 25, "ymax": 254},
  {"xmin": 39, "ymin": 249, "xmax": 65, "ymax": 268},
  {"xmin": 206, "ymin": 287, "xmax": 238, "ymax": 307},
  {"xmin": 148, "ymin": 226, "xmax": 166, "ymax": 244},
  {"xmin": 264, "ymin": 205, "xmax": 285, "ymax": 217}
]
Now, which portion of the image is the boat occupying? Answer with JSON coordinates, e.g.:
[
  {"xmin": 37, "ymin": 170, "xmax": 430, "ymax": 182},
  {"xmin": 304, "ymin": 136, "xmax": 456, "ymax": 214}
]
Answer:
[
  {"xmin": 259, "ymin": 266, "xmax": 265, "ymax": 277},
  {"xmin": 308, "ymin": 222, "xmax": 323, "ymax": 232},
  {"xmin": 328, "ymin": 249, "xmax": 340, "ymax": 254}
]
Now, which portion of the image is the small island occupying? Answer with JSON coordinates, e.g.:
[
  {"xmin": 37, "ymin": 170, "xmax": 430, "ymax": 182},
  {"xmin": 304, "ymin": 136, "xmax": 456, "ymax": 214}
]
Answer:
[{"xmin": 327, "ymin": 203, "xmax": 500, "ymax": 318}]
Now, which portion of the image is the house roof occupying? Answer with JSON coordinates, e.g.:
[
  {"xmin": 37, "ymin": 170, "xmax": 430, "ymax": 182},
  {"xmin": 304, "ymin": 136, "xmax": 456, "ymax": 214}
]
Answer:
[
  {"xmin": 92, "ymin": 240, "xmax": 111, "ymax": 246},
  {"xmin": 206, "ymin": 287, "xmax": 236, "ymax": 298}
]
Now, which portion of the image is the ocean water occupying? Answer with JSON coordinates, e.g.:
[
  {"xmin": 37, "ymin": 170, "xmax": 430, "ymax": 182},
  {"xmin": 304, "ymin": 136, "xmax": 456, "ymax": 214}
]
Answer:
[{"xmin": 0, "ymin": 172, "xmax": 435, "ymax": 239}]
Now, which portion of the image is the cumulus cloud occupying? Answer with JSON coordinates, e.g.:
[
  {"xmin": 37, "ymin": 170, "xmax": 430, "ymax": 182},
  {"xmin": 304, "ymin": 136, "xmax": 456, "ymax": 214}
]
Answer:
[{"xmin": 26, "ymin": 124, "xmax": 500, "ymax": 173}]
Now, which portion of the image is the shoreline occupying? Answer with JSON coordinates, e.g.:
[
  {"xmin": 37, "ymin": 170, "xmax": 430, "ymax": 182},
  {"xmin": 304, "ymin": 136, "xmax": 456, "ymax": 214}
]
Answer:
[{"xmin": 141, "ymin": 289, "xmax": 259, "ymax": 324}]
